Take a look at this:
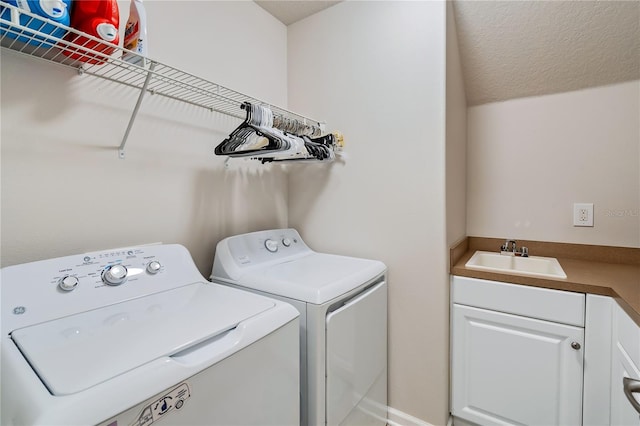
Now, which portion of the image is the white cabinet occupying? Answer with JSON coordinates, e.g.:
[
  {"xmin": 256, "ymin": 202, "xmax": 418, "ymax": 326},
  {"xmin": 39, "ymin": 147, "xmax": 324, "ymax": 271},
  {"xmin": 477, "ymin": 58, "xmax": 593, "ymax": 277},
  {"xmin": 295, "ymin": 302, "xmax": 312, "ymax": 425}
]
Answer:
[
  {"xmin": 451, "ymin": 276, "xmax": 640, "ymax": 426},
  {"xmin": 611, "ymin": 302, "xmax": 640, "ymax": 425},
  {"xmin": 451, "ymin": 276, "xmax": 586, "ymax": 426},
  {"xmin": 452, "ymin": 305, "xmax": 584, "ymax": 425},
  {"xmin": 583, "ymin": 295, "xmax": 614, "ymax": 426}
]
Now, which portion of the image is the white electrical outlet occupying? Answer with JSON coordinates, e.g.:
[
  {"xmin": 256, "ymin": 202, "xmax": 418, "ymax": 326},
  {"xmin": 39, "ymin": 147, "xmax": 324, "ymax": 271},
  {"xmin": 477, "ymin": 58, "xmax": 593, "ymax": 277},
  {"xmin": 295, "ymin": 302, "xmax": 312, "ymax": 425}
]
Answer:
[{"xmin": 573, "ymin": 203, "xmax": 594, "ymax": 227}]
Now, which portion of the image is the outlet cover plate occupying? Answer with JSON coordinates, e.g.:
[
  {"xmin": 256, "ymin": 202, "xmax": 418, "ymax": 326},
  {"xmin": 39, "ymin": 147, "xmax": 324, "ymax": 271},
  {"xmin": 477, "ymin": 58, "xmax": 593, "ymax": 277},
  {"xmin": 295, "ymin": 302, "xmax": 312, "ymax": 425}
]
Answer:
[{"xmin": 573, "ymin": 203, "xmax": 594, "ymax": 227}]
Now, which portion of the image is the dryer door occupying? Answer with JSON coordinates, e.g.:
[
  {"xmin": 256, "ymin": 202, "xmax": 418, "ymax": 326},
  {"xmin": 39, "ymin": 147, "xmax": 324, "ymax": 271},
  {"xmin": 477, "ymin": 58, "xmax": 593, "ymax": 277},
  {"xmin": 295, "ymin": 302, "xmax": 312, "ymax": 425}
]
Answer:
[{"xmin": 326, "ymin": 281, "xmax": 387, "ymax": 426}]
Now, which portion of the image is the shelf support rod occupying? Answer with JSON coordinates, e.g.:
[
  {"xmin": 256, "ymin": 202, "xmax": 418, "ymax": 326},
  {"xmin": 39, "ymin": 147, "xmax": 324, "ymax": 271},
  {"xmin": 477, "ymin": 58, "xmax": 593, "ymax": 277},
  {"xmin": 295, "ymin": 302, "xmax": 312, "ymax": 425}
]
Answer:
[{"xmin": 118, "ymin": 61, "xmax": 156, "ymax": 159}]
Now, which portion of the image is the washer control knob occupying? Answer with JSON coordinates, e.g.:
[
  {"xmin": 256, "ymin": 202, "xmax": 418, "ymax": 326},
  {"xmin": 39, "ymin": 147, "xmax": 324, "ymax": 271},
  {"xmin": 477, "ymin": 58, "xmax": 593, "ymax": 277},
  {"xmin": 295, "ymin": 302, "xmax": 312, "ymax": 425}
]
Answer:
[
  {"xmin": 146, "ymin": 260, "xmax": 162, "ymax": 274},
  {"xmin": 282, "ymin": 238, "xmax": 292, "ymax": 247},
  {"xmin": 264, "ymin": 239, "xmax": 279, "ymax": 252},
  {"xmin": 102, "ymin": 264, "xmax": 128, "ymax": 286},
  {"xmin": 58, "ymin": 275, "xmax": 79, "ymax": 292}
]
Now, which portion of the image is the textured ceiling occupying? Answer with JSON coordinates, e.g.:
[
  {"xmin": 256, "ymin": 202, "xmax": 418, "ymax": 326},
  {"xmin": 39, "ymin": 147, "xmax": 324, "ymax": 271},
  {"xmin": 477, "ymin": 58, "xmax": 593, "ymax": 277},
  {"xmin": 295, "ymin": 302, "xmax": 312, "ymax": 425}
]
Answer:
[
  {"xmin": 453, "ymin": 1, "xmax": 640, "ymax": 105},
  {"xmin": 258, "ymin": 0, "xmax": 640, "ymax": 106}
]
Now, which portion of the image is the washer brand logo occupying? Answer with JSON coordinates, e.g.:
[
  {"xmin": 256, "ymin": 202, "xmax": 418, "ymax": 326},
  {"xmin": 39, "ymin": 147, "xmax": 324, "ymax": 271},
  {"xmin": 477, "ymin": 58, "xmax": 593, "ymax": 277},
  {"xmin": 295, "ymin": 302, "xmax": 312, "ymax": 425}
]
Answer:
[{"xmin": 130, "ymin": 383, "xmax": 191, "ymax": 426}]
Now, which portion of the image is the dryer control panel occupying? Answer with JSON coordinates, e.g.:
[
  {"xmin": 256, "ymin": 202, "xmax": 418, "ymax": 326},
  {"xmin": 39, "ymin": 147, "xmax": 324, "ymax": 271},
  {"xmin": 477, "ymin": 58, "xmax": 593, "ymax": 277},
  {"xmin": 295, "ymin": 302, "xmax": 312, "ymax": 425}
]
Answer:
[
  {"xmin": 212, "ymin": 228, "xmax": 313, "ymax": 281},
  {"xmin": 228, "ymin": 228, "xmax": 311, "ymax": 265}
]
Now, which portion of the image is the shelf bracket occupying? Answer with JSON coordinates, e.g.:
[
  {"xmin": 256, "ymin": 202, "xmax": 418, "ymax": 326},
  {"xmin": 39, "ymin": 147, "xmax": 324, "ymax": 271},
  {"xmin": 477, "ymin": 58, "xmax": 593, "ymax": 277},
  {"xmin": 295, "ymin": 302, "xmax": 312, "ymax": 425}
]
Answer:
[{"xmin": 118, "ymin": 61, "xmax": 156, "ymax": 159}]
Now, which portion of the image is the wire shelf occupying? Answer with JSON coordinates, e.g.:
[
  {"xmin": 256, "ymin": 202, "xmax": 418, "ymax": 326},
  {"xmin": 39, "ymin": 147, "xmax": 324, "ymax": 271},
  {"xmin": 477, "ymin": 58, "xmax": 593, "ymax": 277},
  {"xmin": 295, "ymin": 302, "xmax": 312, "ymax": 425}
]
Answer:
[{"xmin": 0, "ymin": 1, "xmax": 324, "ymax": 158}]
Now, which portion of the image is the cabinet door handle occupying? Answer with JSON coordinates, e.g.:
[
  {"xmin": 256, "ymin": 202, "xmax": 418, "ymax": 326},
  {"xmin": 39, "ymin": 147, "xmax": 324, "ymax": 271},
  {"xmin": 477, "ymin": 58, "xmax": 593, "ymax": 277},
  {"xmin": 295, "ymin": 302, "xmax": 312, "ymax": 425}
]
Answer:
[
  {"xmin": 623, "ymin": 377, "xmax": 640, "ymax": 414},
  {"xmin": 571, "ymin": 341, "xmax": 581, "ymax": 350}
]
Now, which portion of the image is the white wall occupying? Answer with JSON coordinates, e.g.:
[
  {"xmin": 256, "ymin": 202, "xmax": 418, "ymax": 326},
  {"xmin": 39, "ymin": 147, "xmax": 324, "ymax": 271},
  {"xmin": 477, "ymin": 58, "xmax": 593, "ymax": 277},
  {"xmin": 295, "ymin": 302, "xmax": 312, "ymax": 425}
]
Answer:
[
  {"xmin": 287, "ymin": 2, "xmax": 449, "ymax": 424},
  {"xmin": 1, "ymin": 1, "xmax": 289, "ymax": 274},
  {"xmin": 446, "ymin": 2, "xmax": 467, "ymax": 246},
  {"xmin": 467, "ymin": 81, "xmax": 640, "ymax": 248}
]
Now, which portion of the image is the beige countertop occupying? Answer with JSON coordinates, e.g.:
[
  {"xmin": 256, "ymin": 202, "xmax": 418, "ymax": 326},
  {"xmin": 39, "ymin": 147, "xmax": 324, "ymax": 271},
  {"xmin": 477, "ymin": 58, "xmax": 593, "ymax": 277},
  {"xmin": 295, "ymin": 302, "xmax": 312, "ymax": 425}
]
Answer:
[{"xmin": 451, "ymin": 237, "xmax": 640, "ymax": 326}]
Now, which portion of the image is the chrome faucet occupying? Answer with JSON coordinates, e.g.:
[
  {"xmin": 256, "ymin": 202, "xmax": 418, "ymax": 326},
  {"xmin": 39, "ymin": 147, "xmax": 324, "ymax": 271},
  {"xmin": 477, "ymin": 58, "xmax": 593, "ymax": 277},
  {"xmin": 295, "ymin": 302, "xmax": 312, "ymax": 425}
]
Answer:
[
  {"xmin": 500, "ymin": 239, "xmax": 529, "ymax": 257},
  {"xmin": 501, "ymin": 239, "xmax": 517, "ymax": 254}
]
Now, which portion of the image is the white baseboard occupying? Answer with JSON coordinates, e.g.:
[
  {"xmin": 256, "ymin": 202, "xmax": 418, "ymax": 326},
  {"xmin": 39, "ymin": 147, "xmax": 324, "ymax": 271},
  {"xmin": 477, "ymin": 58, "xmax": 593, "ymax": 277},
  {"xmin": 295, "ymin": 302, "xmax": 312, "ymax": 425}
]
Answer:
[
  {"xmin": 450, "ymin": 416, "xmax": 477, "ymax": 426},
  {"xmin": 387, "ymin": 406, "xmax": 449, "ymax": 426}
]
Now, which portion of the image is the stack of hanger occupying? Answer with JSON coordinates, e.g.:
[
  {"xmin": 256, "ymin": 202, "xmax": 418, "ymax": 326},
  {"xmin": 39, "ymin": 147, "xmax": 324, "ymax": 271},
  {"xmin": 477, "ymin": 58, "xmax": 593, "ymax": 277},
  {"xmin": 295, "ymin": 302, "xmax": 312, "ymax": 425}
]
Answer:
[{"xmin": 215, "ymin": 102, "xmax": 343, "ymax": 163}]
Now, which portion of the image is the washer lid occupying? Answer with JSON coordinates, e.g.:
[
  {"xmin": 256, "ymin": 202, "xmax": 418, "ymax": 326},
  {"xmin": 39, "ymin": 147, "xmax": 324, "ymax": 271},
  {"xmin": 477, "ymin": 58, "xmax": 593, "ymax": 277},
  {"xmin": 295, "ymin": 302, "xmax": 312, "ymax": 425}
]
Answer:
[
  {"xmin": 233, "ymin": 253, "xmax": 386, "ymax": 304},
  {"xmin": 10, "ymin": 283, "xmax": 275, "ymax": 396}
]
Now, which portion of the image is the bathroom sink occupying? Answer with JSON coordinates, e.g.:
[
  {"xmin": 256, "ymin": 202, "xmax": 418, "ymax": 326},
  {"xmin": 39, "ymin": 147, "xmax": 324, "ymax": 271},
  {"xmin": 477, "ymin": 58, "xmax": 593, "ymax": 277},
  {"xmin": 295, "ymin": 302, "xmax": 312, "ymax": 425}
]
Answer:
[{"xmin": 465, "ymin": 251, "xmax": 567, "ymax": 279}]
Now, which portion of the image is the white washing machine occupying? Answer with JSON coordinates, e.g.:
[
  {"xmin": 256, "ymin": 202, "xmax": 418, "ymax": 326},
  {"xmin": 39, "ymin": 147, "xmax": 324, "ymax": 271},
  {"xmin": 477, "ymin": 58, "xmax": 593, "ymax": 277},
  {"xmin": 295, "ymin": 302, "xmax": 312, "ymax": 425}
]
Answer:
[
  {"xmin": 211, "ymin": 229, "xmax": 388, "ymax": 426},
  {"xmin": 1, "ymin": 243, "xmax": 300, "ymax": 426}
]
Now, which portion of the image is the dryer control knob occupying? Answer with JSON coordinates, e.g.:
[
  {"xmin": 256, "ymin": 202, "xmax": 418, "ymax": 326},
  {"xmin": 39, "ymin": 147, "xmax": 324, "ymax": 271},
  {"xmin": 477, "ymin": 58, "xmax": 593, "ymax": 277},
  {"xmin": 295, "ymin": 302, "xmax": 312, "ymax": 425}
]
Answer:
[
  {"xmin": 282, "ymin": 238, "xmax": 292, "ymax": 247},
  {"xmin": 102, "ymin": 264, "xmax": 128, "ymax": 286},
  {"xmin": 146, "ymin": 260, "xmax": 162, "ymax": 274},
  {"xmin": 58, "ymin": 275, "xmax": 79, "ymax": 292},
  {"xmin": 264, "ymin": 239, "xmax": 279, "ymax": 252}
]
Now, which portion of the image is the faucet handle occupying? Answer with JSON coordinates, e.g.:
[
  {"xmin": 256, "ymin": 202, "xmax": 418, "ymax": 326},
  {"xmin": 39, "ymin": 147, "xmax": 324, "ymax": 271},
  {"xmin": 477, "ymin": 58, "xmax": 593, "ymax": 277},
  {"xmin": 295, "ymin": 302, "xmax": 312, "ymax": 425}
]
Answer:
[
  {"xmin": 501, "ymin": 239, "xmax": 517, "ymax": 253},
  {"xmin": 500, "ymin": 240, "xmax": 516, "ymax": 251}
]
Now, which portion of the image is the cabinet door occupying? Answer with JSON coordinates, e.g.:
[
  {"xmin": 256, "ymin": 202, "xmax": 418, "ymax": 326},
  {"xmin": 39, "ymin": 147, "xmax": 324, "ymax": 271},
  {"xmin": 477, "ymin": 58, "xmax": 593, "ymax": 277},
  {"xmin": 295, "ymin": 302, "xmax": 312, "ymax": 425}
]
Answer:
[
  {"xmin": 611, "ymin": 346, "xmax": 640, "ymax": 425},
  {"xmin": 452, "ymin": 304, "xmax": 584, "ymax": 426},
  {"xmin": 611, "ymin": 303, "xmax": 640, "ymax": 426}
]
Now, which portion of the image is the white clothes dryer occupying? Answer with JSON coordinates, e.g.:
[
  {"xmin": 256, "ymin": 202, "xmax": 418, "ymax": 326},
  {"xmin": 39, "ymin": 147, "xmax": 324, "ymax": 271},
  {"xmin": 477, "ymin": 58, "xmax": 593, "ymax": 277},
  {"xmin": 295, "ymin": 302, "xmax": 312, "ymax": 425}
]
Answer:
[
  {"xmin": 1, "ymin": 243, "xmax": 299, "ymax": 426},
  {"xmin": 211, "ymin": 229, "xmax": 388, "ymax": 426}
]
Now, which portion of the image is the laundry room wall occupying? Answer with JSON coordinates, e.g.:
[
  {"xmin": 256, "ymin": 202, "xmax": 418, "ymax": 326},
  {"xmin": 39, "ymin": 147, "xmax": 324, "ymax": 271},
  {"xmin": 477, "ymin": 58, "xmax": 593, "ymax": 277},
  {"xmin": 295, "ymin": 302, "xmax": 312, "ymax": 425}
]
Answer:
[
  {"xmin": 446, "ymin": 1, "xmax": 468, "ymax": 247},
  {"xmin": 1, "ymin": 1, "xmax": 289, "ymax": 274},
  {"xmin": 467, "ymin": 80, "xmax": 640, "ymax": 248},
  {"xmin": 287, "ymin": 2, "xmax": 450, "ymax": 425}
]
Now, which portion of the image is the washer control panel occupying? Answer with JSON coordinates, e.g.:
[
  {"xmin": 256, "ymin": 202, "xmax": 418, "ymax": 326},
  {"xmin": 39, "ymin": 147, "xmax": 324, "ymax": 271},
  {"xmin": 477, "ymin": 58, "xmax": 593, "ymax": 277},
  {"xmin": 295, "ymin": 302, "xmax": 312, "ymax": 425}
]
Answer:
[
  {"xmin": 2, "ymin": 244, "xmax": 202, "ymax": 335},
  {"xmin": 45, "ymin": 247, "xmax": 166, "ymax": 293}
]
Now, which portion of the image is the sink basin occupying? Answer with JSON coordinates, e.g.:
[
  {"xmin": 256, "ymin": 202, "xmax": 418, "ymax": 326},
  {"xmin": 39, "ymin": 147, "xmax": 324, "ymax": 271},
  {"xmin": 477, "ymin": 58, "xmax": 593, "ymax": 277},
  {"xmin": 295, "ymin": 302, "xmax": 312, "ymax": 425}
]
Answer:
[{"xmin": 465, "ymin": 251, "xmax": 567, "ymax": 279}]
